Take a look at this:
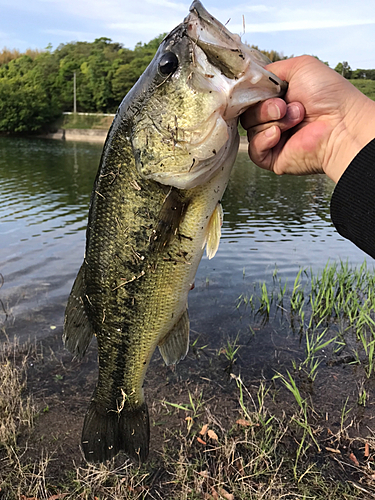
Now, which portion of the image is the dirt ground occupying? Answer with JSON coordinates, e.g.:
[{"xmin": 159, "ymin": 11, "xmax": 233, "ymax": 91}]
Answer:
[
  {"xmin": 0, "ymin": 290, "xmax": 375, "ymax": 500},
  {"xmin": 1, "ymin": 307, "xmax": 375, "ymax": 499}
]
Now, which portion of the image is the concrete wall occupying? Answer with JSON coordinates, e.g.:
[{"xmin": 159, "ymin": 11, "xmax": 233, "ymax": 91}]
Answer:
[{"xmin": 38, "ymin": 128, "xmax": 108, "ymax": 143}]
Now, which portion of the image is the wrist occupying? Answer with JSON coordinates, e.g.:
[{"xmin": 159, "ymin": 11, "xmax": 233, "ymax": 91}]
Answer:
[{"xmin": 324, "ymin": 93, "xmax": 375, "ymax": 183}]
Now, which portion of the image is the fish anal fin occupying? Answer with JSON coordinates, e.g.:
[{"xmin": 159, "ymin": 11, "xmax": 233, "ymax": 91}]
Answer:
[
  {"xmin": 63, "ymin": 264, "xmax": 94, "ymax": 360},
  {"xmin": 150, "ymin": 188, "xmax": 189, "ymax": 253},
  {"xmin": 82, "ymin": 400, "xmax": 150, "ymax": 463},
  {"xmin": 158, "ymin": 309, "xmax": 189, "ymax": 366},
  {"xmin": 203, "ymin": 202, "xmax": 223, "ymax": 260}
]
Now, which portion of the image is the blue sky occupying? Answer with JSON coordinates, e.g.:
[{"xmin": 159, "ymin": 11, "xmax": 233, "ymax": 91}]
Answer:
[{"xmin": 1, "ymin": 0, "xmax": 374, "ymax": 69}]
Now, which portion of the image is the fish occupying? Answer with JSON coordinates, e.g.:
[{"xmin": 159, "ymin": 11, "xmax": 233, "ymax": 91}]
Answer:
[{"xmin": 63, "ymin": 0, "xmax": 287, "ymax": 463}]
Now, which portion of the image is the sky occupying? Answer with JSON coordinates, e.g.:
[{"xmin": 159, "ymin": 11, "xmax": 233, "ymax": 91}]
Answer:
[{"xmin": 0, "ymin": 0, "xmax": 374, "ymax": 69}]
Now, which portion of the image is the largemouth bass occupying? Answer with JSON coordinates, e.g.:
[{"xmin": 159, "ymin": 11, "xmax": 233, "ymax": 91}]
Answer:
[{"xmin": 63, "ymin": 0, "xmax": 287, "ymax": 463}]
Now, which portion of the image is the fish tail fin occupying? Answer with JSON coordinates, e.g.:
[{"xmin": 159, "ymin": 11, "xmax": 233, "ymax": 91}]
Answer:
[{"xmin": 81, "ymin": 400, "xmax": 150, "ymax": 463}]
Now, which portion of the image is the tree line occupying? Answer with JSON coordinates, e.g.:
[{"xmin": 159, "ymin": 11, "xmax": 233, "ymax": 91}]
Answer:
[
  {"xmin": 0, "ymin": 37, "xmax": 373, "ymax": 133},
  {"xmin": 0, "ymin": 36, "xmax": 164, "ymax": 133},
  {"xmin": 334, "ymin": 61, "xmax": 375, "ymax": 80}
]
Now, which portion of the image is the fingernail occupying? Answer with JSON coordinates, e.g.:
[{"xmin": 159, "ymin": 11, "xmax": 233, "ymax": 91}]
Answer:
[
  {"xmin": 265, "ymin": 125, "xmax": 277, "ymax": 138},
  {"xmin": 287, "ymin": 104, "xmax": 301, "ymax": 120},
  {"xmin": 268, "ymin": 102, "xmax": 281, "ymax": 120}
]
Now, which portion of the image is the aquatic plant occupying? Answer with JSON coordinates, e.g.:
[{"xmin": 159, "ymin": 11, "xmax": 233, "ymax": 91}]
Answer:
[{"xmin": 238, "ymin": 260, "xmax": 375, "ymax": 382}]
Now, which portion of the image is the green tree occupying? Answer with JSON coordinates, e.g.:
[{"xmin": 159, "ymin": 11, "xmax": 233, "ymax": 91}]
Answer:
[
  {"xmin": 352, "ymin": 68, "xmax": 375, "ymax": 80},
  {"xmin": 3, "ymin": 34, "xmax": 331, "ymax": 132},
  {"xmin": 335, "ymin": 61, "xmax": 352, "ymax": 78},
  {"xmin": 0, "ymin": 53, "xmax": 61, "ymax": 132},
  {"xmin": 111, "ymin": 34, "xmax": 166, "ymax": 105}
]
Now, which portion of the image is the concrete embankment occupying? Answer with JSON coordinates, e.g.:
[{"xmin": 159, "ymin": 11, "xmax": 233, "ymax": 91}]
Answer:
[
  {"xmin": 238, "ymin": 136, "xmax": 248, "ymax": 152},
  {"xmin": 40, "ymin": 127, "xmax": 249, "ymax": 151},
  {"xmin": 39, "ymin": 128, "xmax": 108, "ymax": 143}
]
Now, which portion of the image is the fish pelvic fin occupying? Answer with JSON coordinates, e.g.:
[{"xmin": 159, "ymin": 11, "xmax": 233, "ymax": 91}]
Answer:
[
  {"xmin": 158, "ymin": 308, "xmax": 189, "ymax": 366},
  {"xmin": 82, "ymin": 400, "xmax": 150, "ymax": 463},
  {"xmin": 63, "ymin": 264, "xmax": 94, "ymax": 360},
  {"xmin": 203, "ymin": 202, "xmax": 223, "ymax": 260}
]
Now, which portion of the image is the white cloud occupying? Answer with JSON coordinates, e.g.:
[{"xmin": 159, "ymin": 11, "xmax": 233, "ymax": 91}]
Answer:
[
  {"xmin": 233, "ymin": 18, "xmax": 375, "ymax": 34},
  {"xmin": 144, "ymin": 0, "xmax": 188, "ymax": 12},
  {"xmin": 42, "ymin": 28, "xmax": 98, "ymax": 39}
]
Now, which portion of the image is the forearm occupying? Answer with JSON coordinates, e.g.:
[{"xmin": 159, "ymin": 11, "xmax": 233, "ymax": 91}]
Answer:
[{"xmin": 324, "ymin": 91, "xmax": 375, "ymax": 184}]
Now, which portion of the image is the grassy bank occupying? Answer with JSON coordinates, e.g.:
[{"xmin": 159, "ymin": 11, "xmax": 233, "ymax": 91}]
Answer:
[
  {"xmin": 1, "ymin": 261, "xmax": 375, "ymax": 498},
  {"xmin": 349, "ymin": 79, "xmax": 375, "ymax": 101},
  {"xmin": 55, "ymin": 113, "xmax": 115, "ymax": 130}
]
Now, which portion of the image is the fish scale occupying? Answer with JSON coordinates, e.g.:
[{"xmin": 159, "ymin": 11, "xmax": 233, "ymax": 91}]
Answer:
[{"xmin": 63, "ymin": 0, "xmax": 287, "ymax": 463}]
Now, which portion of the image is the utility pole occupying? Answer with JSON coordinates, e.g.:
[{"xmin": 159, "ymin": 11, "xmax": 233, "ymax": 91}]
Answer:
[{"xmin": 73, "ymin": 71, "xmax": 77, "ymax": 114}]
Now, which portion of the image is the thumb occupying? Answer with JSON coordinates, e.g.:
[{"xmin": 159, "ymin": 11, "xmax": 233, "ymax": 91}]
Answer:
[{"xmin": 271, "ymin": 120, "xmax": 330, "ymax": 176}]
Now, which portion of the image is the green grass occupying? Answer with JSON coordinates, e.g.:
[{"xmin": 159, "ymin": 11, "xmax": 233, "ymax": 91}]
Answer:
[
  {"xmin": 55, "ymin": 112, "xmax": 115, "ymax": 130},
  {"xmin": 238, "ymin": 260, "xmax": 375, "ymax": 380},
  {"xmin": 349, "ymin": 79, "xmax": 375, "ymax": 100}
]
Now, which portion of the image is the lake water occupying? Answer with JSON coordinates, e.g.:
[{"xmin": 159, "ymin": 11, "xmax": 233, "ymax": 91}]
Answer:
[{"xmin": 0, "ymin": 136, "xmax": 371, "ymax": 346}]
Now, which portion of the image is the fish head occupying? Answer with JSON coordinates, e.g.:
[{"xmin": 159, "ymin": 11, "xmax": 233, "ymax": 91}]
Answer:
[
  {"xmin": 186, "ymin": 0, "xmax": 287, "ymax": 118},
  {"xmin": 131, "ymin": 0, "xmax": 287, "ymax": 189}
]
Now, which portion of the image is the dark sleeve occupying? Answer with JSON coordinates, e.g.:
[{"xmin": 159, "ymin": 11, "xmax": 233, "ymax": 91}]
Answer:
[{"xmin": 330, "ymin": 138, "xmax": 375, "ymax": 259}]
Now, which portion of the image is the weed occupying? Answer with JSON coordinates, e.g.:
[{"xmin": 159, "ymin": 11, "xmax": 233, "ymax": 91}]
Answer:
[
  {"xmin": 190, "ymin": 335, "xmax": 209, "ymax": 358},
  {"xmin": 340, "ymin": 396, "xmax": 352, "ymax": 433},
  {"xmin": 163, "ymin": 390, "xmax": 206, "ymax": 433},
  {"xmin": 238, "ymin": 260, "xmax": 375, "ymax": 383},
  {"xmin": 219, "ymin": 333, "xmax": 241, "ymax": 368},
  {"xmin": 273, "ymin": 370, "xmax": 320, "ymax": 479},
  {"xmin": 259, "ymin": 282, "xmax": 271, "ymax": 317}
]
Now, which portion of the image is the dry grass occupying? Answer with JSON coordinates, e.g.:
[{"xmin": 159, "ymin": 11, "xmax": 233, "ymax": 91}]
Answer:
[
  {"xmin": 0, "ymin": 340, "xmax": 48, "ymax": 499},
  {"xmin": 0, "ymin": 340, "xmax": 34, "ymax": 448}
]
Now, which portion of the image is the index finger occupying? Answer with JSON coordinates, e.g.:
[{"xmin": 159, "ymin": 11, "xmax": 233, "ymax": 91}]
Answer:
[{"xmin": 241, "ymin": 98, "xmax": 287, "ymax": 130}]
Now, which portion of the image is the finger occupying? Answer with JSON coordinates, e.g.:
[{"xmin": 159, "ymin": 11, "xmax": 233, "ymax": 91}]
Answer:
[
  {"xmin": 248, "ymin": 125, "xmax": 282, "ymax": 171},
  {"xmin": 247, "ymin": 102, "xmax": 305, "ymax": 171},
  {"xmin": 240, "ymin": 98, "xmax": 287, "ymax": 130},
  {"xmin": 247, "ymin": 102, "xmax": 305, "ymax": 140}
]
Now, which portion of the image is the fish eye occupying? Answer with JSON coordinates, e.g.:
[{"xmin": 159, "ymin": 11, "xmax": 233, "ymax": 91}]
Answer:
[{"xmin": 159, "ymin": 52, "xmax": 179, "ymax": 76}]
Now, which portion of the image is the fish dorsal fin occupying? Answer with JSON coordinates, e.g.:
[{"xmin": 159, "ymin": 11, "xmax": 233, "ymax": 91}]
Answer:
[
  {"xmin": 158, "ymin": 309, "xmax": 189, "ymax": 366},
  {"xmin": 203, "ymin": 202, "xmax": 223, "ymax": 260},
  {"xmin": 150, "ymin": 188, "xmax": 188, "ymax": 253},
  {"xmin": 63, "ymin": 264, "xmax": 94, "ymax": 360}
]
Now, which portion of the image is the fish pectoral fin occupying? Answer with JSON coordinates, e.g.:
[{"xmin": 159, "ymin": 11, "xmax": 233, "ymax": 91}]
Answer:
[
  {"xmin": 150, "ymin": 188, "xmax": 189, "ymax": 253},
  {"xmin": 158, "ymin": 309, "xmax": 189, "ymax": 366},
  {"xmin": 63, "ymin": 264, "xmax": 94, "ymax": 360},
  {"xmin": 203, "ymin": 202, "xmax": 223, "ymax": 260}
]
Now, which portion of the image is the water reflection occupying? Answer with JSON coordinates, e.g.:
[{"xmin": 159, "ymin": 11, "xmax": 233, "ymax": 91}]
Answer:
[
  {"xmin": 0, "ymin": 137, "xmax": 102, "ymax": 326},
  {"xmin": 0, "ymin": 137, "xmax": 371, "ymax": 342}
]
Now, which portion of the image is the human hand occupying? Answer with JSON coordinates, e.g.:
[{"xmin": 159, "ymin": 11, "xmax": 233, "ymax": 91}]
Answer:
[{"xmin": 241, "ymin": 55, "xmax": 375, "ymax": 183}]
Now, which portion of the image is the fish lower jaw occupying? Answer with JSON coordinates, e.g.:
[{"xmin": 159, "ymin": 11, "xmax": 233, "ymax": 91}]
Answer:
[{"xmin": 223, "ymin": 69, "xmax": 286, "ymax": 120}]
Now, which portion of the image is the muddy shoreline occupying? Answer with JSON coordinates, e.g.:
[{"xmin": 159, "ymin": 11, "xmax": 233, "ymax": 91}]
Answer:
[{"xmin": 2, "ymin": 295, "xmax": 375, "ymax": 498}]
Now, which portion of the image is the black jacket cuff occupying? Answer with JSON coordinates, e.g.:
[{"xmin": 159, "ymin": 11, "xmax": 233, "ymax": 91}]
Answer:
[{"xmin": 330, "ymin": 138, "xmax": 375, "ymax": 259}]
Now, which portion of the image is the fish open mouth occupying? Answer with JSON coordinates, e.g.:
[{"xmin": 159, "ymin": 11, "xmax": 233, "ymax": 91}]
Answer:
[{"xmin": 185, "ymin": 0, "xmax": 287, "ymax": 119}]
